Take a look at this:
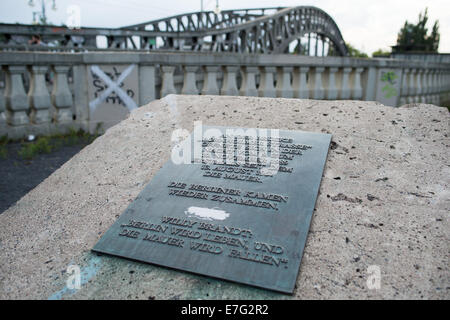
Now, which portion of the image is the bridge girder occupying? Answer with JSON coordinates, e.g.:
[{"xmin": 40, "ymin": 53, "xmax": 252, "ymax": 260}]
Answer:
[
  {"xmin": 138, "ymin": 7, "xmax": 348, "ymax": 56},
  {"xmin": 0, "ymin": 6, "xmax": 348, "ymax": 56}
]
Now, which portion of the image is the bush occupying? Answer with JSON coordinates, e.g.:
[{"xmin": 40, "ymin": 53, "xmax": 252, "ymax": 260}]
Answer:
[
  {"xmin": 18, "ymin": 137, "xmax": 53, "ymax": 160},
  {"xmin": 372, "ymin": 49, "xmax": 391, "ymax": 58},
  {"xmin": 0, "ymin": 146, "xmax": 6, "ymax": 159},
  {"xmin": 17, "ymin": 128, "xmax": 100, "ymax": 160},
  {"xmin": 0, "ymin": 135, "xmax": 9, "ymax": 159}
]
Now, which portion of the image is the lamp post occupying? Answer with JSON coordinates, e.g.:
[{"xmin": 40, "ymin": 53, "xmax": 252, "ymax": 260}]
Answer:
[
  {"xmin": 28, "ymin": 0, "xmax": 57, "ymax": 25},
  {"xmin": 214, "ymin": 0, "xmax": 221, "ymax": 14},
  {"xmin": 200, "ymin": 0, "xmax": 221, "ymax": 14}
]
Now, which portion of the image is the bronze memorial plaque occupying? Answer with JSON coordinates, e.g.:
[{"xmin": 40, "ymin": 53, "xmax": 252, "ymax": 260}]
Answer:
[{"xmin": 93, "ymin": 124, "xmax": 331, "ymax": 293}]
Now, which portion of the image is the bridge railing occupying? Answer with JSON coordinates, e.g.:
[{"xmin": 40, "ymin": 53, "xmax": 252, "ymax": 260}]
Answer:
[{"xmin": 0, "ymin": 51, "xmax": 449, "ymax": 139}]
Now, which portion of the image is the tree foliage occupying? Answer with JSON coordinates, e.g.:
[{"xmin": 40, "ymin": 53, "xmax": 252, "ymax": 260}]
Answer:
[
  {"xmin": 395, "ymin": 8, "xmax": 439, "ymax": 53},
  {"xmin": 372, "ymin": 49, "xmax": 391, "ymax": 58},
  {"xmin": 345, "ymin": 43, "xmax": 368, "ymax": 58}
]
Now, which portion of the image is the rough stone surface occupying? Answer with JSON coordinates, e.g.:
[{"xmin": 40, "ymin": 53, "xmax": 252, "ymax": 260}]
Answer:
[{"xmin": 0, "ymin": 95, "xmax": 449, "ymax": 300}]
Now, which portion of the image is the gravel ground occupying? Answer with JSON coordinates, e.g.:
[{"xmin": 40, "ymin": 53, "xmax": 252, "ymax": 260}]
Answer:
[{"xmin": 0, "ymin": 142, "xmax": 87, "ymax": 214}]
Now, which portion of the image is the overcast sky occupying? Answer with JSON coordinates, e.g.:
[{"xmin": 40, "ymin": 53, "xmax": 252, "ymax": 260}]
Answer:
[{"xmin": 0, "ymin": 0, "xmax": 449, "ymax": 54}]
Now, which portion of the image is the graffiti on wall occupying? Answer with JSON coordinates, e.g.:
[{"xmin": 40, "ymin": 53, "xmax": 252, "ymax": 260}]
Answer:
[
  {"xmin": 88, "ymin": 64, "xmax": 138, "ymax": 112},
  {"xmin": 87, "ymin": 64, "xmax": 139, "ymax": 131}
]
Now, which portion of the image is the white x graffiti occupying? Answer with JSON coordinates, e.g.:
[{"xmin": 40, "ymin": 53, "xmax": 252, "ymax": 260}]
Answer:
[{"xmin": 89, "ymin": 64, "xmax": 138, "ymax": 112}]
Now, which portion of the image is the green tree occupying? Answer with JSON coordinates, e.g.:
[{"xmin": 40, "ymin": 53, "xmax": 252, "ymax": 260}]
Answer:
[
  {"xmin": 372, "ymin": 49, "xmax": 391, "ymax": 58},
  {"xmin": 394, "ymin": 8, "xmax": 439, "ymax": 53},
  {"xmin": 345, "ymin": 43, "xmax": 368, "ymax": 58}
]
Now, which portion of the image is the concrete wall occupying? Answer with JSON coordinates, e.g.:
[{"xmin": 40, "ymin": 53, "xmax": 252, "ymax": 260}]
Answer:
[{"xmin": 0, "ymin": 51, "xmax": 449, "ymax": 139}]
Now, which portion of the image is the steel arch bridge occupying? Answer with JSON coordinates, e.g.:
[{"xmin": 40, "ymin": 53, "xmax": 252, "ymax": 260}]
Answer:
[
  {"xmin": 124, "ymin": 6, "xmax": 348, "ymax": 56},
  {"xmin": 0, "ymin": 6, "xmax": 348, "ymax": 56}
]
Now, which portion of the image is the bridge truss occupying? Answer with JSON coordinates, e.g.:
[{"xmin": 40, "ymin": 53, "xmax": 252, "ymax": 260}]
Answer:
[{"xmin": 0, "ymin": 6, "xmax": 348, "ymax": 56}]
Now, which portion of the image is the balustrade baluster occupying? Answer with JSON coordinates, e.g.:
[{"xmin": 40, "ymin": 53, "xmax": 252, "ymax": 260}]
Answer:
[
  {"xmin": 160, "ymin": 66, "xmax": 177, "ymax": 97},
  {"xmin": 5, "ymin": 66, "xmax": 29, "ymax": 126},
  {"xmin": 293, "ymin": 67, "xmax": 309, "ymax": 99},
  {"xmin": 309, "ymin": 67, "xmax": 325, "ymax": 100},
  {"xmin": 437, "ymin": 70, "xmax": 443, "ymax": 105},
  {"xmin": 399, "ymin": 68, "xmax": 409, "ymax": 105},
  {"xmin": 352, "ymin": 68, "xmax": 364, "ymax": 100},
  {"xmin": 423, "ymin": 69, "xmax": 431, "ymax": 103},
  {"xmin": 325, "ymin": 67, "xmax": 338, "ymax": 100},
  {"xmin": 221, "ymin": 66, "xmax": 239, "ymax": 96},
  {"xmin": 28, "ymin": 66, "xmax": 52, "ymax": 124},
  {"xmin": 415, "ymin": 69, "xmax": 423, "ymax": 103},
  {"xmin": 181, "ymin": 65, "xmax": 199, "ymax": 95},
  {"xmin": 407, "ymin": 69, "xmax": 417, "ymax": 104},
  {"xmin": 339, "ymin": 67, "xmax": 351, "ymax": 100},
  {"xmin": 51, "ymin": 65, "xmax": 73, "ymax": 123},
  {"xmin": 276, "ymin": 67, "xmax": 294, "ymax": 98},
  {"xmin": 201, "ymin": 66, "xmax": 219, "ymax": 95},
  {"xmin": 258, "ymin": 67, "xmax": 276, "ymax": 97},
  {"xmin": 439, "ymin": 70, "xmax": 444, "ymax": 92},
  {"xmin": 239, "ymin": 66, "xmax": 258, "ymax": 97},
  {"xmin": 428, "ymin": 69, "xmax": 435, "ymax": 105},
  {"xmin": 433, "ymin": 69, "xmax": 441, "ymax": 103}
]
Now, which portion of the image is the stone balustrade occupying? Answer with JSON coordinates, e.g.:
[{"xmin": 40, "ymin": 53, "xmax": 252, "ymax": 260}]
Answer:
[{"xmin": 0, "ymin": 51, "xmax": 449, "ymax": 139}]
